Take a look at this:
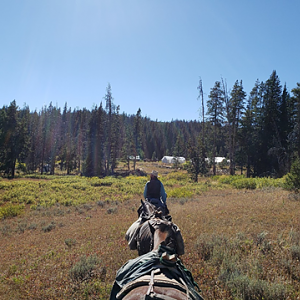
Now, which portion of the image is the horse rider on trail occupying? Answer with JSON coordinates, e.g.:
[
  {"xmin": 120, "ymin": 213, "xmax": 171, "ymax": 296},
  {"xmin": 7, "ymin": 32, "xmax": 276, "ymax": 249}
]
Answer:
[{"xmin": 143, "ymin": 170, "xmax": 167, "ymax": 210}]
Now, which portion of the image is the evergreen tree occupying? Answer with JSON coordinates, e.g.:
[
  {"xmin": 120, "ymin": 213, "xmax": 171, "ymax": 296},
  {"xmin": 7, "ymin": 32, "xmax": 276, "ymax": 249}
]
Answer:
[
  {"xmin": 84, "ymin": 104, "xmax": 104, "ymax": 177},
  {"xmin": 47, "ymin": 103, "xmax": 61, "ymax": 175},
  {"xmin": 197, "ymin": 77, "xmax": 205, "ymax": 144},
  {"xmin": 262, "ymin": 70, "xmax": 283, "ymax": 176},
  {"xmin": 248, "ymin": 80, "xmax": 265, "ymax": 176},
  {"xmin": 121, "ymin": 122, "xmax": 135, "ymax": 171},
  {"xmin": 84, "ymin": 108, "xmax": 97, "ymax": 177},
  {"xmin": 187, "ymin": 137, "xmax": 207, "ymax": 182},
  {"xmin": 207, "ymin": 81, "xmax": 225, "ymax": 175},
  {"xmin": 276, "ymin": 84, "xmax": 292, "ymax": 175},
  {"xmin": 239, "ymin": 90, "xmax": 257, "ymax": 177},
  {"xmin": 0, "ymin": 101, "xmax": 29, "ymax": 177},
  {"xmin": 228, "ymin": 80, "xmax": 246, "ymax": 175},
  {"xmin": 110, "ymin": 105, "xmax": 120, "ymax": 173},
  {"xmin": 73, "ymin": 109, "xmax": 89, "ymax": 173},
  {"xmin": 104, "ymin": 84, "xmax": 114, "ymax": 175},
  {"xmin": 291, "ymin": 83, "xmax": 300, "ymax": 159},
  {"xmin": 26, "ymin": 110, "xmax": 40, "ymax": 172},
  {"xmin": 58, "ymin": 103, "xmax": 68, "ymax": 171},
  {"xmin": 284, "ymin": 157, "xmax": 300, "ymax": 192},
  {"xmin": 65, "ymin": 106, "xmax": 75, "ymax": 175},
  {"xmin": 133, "ymin": 108, "xmax": 142, "ymax": 170}
]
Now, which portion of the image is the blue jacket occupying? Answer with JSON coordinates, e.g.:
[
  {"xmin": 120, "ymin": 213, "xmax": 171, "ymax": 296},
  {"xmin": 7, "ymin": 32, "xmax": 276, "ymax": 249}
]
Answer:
[{"xmin": 143, "ymin": 179, "xmax": 167, "ymax": 204}]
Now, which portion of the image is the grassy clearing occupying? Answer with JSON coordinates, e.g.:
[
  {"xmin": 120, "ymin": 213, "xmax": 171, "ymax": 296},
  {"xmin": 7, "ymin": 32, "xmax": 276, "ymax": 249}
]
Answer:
[
  {"xmin": 0, "ymin": 170, "xmax": 220, "ymax": 209},
  {"xmin": 1, "ymin": 165, "xmax": 300, "ymax": 299}
]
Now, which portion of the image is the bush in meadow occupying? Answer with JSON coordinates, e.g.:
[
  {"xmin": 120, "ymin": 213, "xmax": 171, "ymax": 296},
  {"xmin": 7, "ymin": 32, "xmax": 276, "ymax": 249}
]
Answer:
[
  {"xmin": 69, "ymin": 255, "xmax": 100, "ymax": 282},
  {"xmin": 284, "ymin": 158, "xmax": 300, "ymax": 193}
]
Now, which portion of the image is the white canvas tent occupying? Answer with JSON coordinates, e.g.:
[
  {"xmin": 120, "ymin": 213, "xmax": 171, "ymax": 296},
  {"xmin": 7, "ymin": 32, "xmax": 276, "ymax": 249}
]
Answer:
[
  {"xmin": 205, "ymin": 157, "xmax": 229, "ymax": 164},
  {"xmin": 161, "ymin": 156, "xmax": 186, "ymax": 164}
]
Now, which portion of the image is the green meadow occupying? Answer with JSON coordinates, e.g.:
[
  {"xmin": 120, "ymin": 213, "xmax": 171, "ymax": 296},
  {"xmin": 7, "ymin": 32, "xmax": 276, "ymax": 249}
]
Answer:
[{"xmin": 1, "ymin": 168, "xmax": 300, "ymax": 299}]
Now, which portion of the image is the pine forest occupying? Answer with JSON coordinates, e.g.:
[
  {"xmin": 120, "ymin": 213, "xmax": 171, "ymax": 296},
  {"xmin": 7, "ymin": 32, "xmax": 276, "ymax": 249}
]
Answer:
[{"xmin": 1, "ymin": 70, "xmax": 300, "ymax": 180}]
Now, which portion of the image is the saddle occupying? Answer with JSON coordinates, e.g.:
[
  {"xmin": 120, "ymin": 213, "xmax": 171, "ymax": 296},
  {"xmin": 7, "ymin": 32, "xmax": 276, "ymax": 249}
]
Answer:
[
  {"xmin": 116, "ymin": 270, "xmax": 196, "ymax": 299},
  {"xmin": 111, "ymin": 245, "xmax": 203, "ymax": 300}
]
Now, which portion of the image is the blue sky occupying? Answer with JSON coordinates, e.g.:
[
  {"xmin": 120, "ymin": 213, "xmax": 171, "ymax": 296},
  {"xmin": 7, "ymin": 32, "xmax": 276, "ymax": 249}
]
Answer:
[{"xmin": 1, "ymin": 1, "xmax": 299, "ymax": 122}]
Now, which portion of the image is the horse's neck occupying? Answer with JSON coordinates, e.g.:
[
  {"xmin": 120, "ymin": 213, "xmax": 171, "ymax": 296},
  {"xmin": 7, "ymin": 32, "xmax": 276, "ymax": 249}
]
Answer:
[{"xmin": 152, "ymin": 228, "xmax": 169, "ymax": 250}]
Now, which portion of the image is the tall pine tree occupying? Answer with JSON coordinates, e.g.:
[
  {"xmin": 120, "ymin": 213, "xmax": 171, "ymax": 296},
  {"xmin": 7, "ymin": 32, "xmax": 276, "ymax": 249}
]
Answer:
[{"xmin": 207, "ymin": 81, "xmax": 225, "ymax": 175}]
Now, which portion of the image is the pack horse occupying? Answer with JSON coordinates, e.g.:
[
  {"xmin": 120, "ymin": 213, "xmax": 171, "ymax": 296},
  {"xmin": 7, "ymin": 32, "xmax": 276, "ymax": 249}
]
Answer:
[{"xmin": 110, "ymin": 200, "xmax": 204, "ymax": 300}]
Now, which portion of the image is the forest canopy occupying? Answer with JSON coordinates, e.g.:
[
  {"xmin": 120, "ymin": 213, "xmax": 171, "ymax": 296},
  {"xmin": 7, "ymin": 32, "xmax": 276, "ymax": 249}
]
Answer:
[{"xmin": 1, "ymin": 72, "xmax": 300, "ymax": 179}]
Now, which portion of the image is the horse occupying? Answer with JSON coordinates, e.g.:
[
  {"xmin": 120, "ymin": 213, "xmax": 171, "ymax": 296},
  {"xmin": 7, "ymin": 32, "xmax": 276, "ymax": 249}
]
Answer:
[
  {"xmin": 136, "ymin": 217, "xmax": 185, "ymax": 256},
  {"xmin": 110, "ymin": 218, "xmax": 204, "ymax": 300},
  {"xmin": 125, "ymin": 200, "xmax": 184, "ymax": 256}
]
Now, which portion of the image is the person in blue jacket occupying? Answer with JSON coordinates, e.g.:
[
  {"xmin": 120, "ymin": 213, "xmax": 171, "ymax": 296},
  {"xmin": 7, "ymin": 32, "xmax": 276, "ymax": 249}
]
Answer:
[{"xmin": 143, "ymin": 170, "xmax": 167, "ymax": 210}]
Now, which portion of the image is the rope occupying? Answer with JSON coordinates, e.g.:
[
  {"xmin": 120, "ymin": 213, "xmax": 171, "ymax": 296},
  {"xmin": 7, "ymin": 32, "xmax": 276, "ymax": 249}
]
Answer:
[
  {"xmin": 146, "ymin": 268, "xmax": 160, "ymax": 296},
  {"xmin": 179, "ymin": 277, "xmax": 190, "ymax": 300}
]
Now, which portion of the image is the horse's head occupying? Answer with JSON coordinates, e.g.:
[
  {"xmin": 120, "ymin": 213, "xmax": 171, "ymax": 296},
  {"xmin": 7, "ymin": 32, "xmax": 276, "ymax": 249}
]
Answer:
[
  {"xmin": 137, "ymin": 218, "xmax": 184, "ymax": 256},
  {"xmin": 151, "ymin": 219, "xmax": 177, "ymax": 251},
  {"xmin": 138, "ymin": 199, "xmax": 168, "ymax": 220}
]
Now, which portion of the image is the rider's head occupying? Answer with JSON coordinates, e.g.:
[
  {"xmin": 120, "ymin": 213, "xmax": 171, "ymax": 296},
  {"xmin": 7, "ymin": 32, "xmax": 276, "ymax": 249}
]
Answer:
[{"xmin": 150, "ymin": 170, "xmax": 158, "ymax": 179}]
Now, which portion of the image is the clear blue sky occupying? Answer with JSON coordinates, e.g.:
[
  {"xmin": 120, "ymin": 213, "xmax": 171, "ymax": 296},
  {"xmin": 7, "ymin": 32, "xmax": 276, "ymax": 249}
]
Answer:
[{"xmin": 1, "ymin": 1, "xmax": 299, "ymax": 122}]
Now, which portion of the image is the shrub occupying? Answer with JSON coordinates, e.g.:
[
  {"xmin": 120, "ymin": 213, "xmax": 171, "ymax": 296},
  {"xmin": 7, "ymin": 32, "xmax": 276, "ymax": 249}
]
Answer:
[
  {"xmin": 219, "ymin": 255, "xmax": 241, "ymax": 283},
  {"xmin": 97, "ymin": 201, "xmax": 105, "ymax": 207},
  {"xmin": 217, "ymin": 175, "xmax": 244, "ymax": 185},
  {"xmin": 42, "ymin": 222, "xmax": 56, "ymax": 232},
  {"xmin": 53, "ymin": 208, "xmax": 65, "ymax": 216},
  {"xmin": 17, "ymin": 222, "xmax": 27, "ymax": 233},
  {"xmin": 226, "ymin": 275, "xmax": 287, "ymax": 300},
  {"xmin": 284, "ymin": 158, "xmax": 300, "ymax": 192},
  {"xmin": 1, "ymin": 224, "xmax": 11, "ymax": 235},
  {"xmin": 256, "ymin": 231, "xmax": 268, "ymax": 245},
  {"xmin": 290, "ymin": 245, "xmax": 300, "ymax": 260},
  {"xmin": 255, "ymin": 177, "xmax": 284, "ymax": 189},
  {"xmin": 195, "ymin": 234, "xmax": 228, "ymax": 262},
  {"xmin": 287, "ymin": 193, "xmax": 300, "ymax": 201},
  {"xmin": 83, "ymin": 204, "xmax": 92, "ymax": 210},
  {"xmin": 107, "ymin": 207, "xmax": 117, "ymax": 214},
  {"xmin": 76, "ymin": 208, "xmax": 84, "ymax": 214},
  {"xmin": 65, "ymin": 238, "xmax": 76, "ymax": 248},
  {"xmin": 69, "ymin": 255, "xmax": 100, "ymax": 282},
  {"xmin": 28, "ymin": 223, "xmax": 37, "ymax": 230},
  {"xmin": 168, "ymin": 187, "xmax": 193, "ymax": 198},
  {"xmin": 231, "ymin": 178, "xmax": 257, "ymax": 189},
  {"xmin": 195, "ymin": 237, "xmax": 214, "ymax": 261},
  {"xmin": 289, "ymin": 229, "xmax": 300, "ymax": 245},
  {"xmin": 165, "ymin": 172, "xmax": 190, "ymax": 182},
  {"xmin": 179, "ymin": 198, "xmax": 188, "ymax": 205},
  {"xmin": 0, "ymin": 204, "xmax": 24, "ymax": 219}
]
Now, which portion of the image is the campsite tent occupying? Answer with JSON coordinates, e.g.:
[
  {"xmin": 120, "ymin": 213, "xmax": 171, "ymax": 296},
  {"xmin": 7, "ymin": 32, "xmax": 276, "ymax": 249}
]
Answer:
[
  {"xmin": 161, "ymin": 156, "xmax": 186, "ymax": 164},
  {"xmin": 205, "ymin": 157, "xmax": 229, "ymax": 164}
]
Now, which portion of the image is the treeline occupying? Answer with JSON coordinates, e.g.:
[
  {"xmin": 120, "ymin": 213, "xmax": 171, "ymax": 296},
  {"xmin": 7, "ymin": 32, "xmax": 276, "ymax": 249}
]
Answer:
[
  {"xmin": 1, "ymin": 71, "xmax": 300, "ymax": 179},
  {"xmin": 0, "ymin": 84, "xmax": 202, "ymax": 178}
]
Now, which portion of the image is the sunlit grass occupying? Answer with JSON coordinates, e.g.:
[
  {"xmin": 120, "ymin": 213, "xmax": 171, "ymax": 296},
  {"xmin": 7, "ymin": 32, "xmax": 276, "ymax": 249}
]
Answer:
[
  {"xmin": 1, "ymin": 166, "xmax": 300, "ymax": 299},
  {"xmin": 0, "ymin": 172, "xmax": 287, "ymax": 212}
]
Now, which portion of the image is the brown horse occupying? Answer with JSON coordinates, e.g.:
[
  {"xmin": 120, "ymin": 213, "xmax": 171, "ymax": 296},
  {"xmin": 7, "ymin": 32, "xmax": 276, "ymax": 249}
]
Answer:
[
  {"xmin": 137, "ymin": 218, "xmax": 185, "ymax": 256},
  {"xmin": 110, "ymin": 220, "xmax": 203, "ymax": 300},
  {"xmin": 126, "ymin": 200, "xmax": 184, "ymax": 256}
]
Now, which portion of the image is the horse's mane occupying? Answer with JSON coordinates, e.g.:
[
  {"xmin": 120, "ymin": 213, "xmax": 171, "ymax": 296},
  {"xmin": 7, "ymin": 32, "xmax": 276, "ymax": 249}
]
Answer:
[{"xmin": 137, "ymin": 199, "xmax": 171, "ymax": 222}]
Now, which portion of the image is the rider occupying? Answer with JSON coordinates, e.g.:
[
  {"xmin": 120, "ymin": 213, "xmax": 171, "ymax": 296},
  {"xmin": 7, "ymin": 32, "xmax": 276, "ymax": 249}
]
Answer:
[
  {"xmin": 143, "ymin": 170, "xmax": 167, "ymax": 210},
  {"xmin": 125, "ymin": 170, "xmax": 169, "ymax": 251}
]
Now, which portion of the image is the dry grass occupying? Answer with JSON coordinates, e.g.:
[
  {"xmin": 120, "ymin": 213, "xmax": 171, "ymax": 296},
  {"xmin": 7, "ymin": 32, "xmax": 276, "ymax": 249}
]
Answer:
[
  {"xmin": 1, "ymin": 169, "xmax": 300, "ymax": 299},
  {"xmin": 175, "ymin": 188, "xmax": 300, "ymax": 299}
]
